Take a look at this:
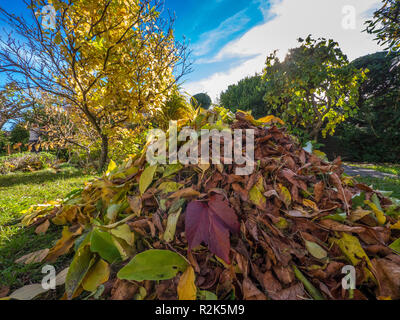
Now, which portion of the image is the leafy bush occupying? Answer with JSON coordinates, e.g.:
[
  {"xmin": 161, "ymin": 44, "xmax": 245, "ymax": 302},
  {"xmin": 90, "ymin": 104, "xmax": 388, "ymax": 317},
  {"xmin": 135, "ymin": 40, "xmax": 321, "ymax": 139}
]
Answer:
[
  {"xmin": 0, "ymin": 152, "xmax": 57, "ymax": 174},
  {"xmin": 321, "ymin": 52, "xmax": 400, "ymax": 162},
  {"xmin": 0, "ymin": 131, "xmax": 10, "ymax": 155},
  {"xmin": 10, "ymin": 123, "xmax": 29, "ymax": 146}
]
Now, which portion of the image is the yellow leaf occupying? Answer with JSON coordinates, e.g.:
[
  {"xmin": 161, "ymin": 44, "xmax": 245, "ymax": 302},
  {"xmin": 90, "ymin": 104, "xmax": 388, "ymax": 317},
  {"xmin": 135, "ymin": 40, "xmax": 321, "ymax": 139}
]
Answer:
[
  {"xmin": 257, "ymin": 115, "xmax": 284, "ymax": 125},
  {"xmin": 158, "ymin": 182, "xmax": 183, "ymax": 194},
  {"xmin": 278, "ymin": 184, "xmax": 291, "ymax": 208},
  {"xmin": 45, "ymin": 226, "xmax": 82, "ymax": 263},
  {"xmin": 349, "ymin": 208, "xmax": 371, "ymax": 222},
  {"xmin": 391, "ymin": 221, "xmax": 400, "ymax": 230},
  {"xmin": 139, "ymin": 165, "xmax": 158, "ymax": 194},
  {"xmin": 249, "ymin": 185, "xmax": 266, "ymax": 209},
  {"xmin": 110, "ymin": 224, "xmax": 135, "ymax": 246},
  {"xmin": 364, "ymin": 200, "xmax": 386, "ymax": 225},
  {"xmin": 332, "ymin": 233, "xmax": 373, "ymax": 271},
  {"xmin": 303, "ymin": 199, "xmax": 318, "ymax": 211},
  {"xmin": 177, "ymin": 266, "xmax": 197, "ymax": 300},
  {"xmin": 82, "ymin": 259, "xmax": 110, "ymax": 292},
  {"xmin": 106, "ymin": 160, "xmax": 117, "ymax": 176}
]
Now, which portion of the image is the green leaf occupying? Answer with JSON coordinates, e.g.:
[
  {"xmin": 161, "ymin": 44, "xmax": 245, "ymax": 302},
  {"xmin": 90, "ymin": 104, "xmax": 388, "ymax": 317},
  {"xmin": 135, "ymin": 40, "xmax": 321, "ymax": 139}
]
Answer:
[
  {"xmin": 305, "ymin": 240, "xmax": 327, "ymax": 260},
  {"xmin": 106, "ymin": 203, "xmax": 122, "ymax": 221},
  {"xmin": 322, "ymin": 212, "xmax": 347, "ymax": 222},
  {"xmin": 90, "ymin": 228, "xmax": 121, "ymax": 263},
  {"xmin": 110, "ymin": 224, "xmax": 135, "ymax": 246},
  {"xmin": 117, "ymin": 249, "xmax": 188, "ymax": 281},
  {"xmin": 163, "ymin": 208, "xmax": 182, "ymax": 243},
  {"xmin": 158, "ymin": 182, "xmax": 183, "ymax": 194},
  {"xmin": 198, "ymin": 290, "xmax": 218, "ymax": 300},
  {"xmin": 139, "ymin": 165, "xmax": 158, "ymax": 195},
  {"xmin": 65, "ymin": 245, "xmax": 96, "ymax": 299},
  {"xmin": 163, "ymin": 163, "xmax": 183, "ymax": 178},
  {"xmin": 389, "ymin": 238, "xmax": 400, "ymax": 254},
  {"xmin": 352, "ymin": 192, "xmax": 366, "ymax": 209}
]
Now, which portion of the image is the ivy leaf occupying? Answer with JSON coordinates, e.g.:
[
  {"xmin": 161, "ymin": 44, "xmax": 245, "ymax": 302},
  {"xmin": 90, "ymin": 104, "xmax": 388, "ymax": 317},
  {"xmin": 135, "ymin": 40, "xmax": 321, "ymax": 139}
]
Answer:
[
  {"xmin": 185, "ymin": 195, "xmax": 240, "ymax": 264},
  {"xmin": 117, "ymin": 249, "xmax": 188, "ymax": 281}
]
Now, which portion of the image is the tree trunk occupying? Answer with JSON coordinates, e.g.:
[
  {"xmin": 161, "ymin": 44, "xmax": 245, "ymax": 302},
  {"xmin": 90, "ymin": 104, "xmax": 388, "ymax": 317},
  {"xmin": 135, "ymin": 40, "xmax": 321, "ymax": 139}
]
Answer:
[{"xmin": 99, "ymin": 135, "xmax": 109, "ymax": 172}]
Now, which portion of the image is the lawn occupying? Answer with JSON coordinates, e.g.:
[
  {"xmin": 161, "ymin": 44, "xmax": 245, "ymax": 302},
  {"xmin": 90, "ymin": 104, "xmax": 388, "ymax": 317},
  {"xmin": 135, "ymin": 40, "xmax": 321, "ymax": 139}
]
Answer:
[
  {"xmin": 345, "ymin": 162, "xmax": 400, "ymax": 177},
  {"xmin": 356, "ymin": 176, "xmax": 400, "ymax": 199},
  {"xmin": 0, "ymin": 167, "xmax": 95, "ymax": 289}
]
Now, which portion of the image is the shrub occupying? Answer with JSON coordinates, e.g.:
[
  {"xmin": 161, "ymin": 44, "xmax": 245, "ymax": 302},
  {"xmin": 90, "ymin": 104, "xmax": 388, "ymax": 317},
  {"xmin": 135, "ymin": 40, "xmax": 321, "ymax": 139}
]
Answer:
[{"xmin": 0, "ymin": 152, "xmax": 57, "ymax": 174}]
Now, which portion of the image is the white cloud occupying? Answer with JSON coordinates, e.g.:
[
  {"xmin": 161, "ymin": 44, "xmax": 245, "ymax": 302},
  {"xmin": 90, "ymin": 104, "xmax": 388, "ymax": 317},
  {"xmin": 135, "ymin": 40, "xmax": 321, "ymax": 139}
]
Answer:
[
  {"xmin": 184, "ymin": 0, "xmax": 382, "ymax": 101},
  {"xmin": 192, "ymin": 9, "xmax": 250, "ymax": 58}
]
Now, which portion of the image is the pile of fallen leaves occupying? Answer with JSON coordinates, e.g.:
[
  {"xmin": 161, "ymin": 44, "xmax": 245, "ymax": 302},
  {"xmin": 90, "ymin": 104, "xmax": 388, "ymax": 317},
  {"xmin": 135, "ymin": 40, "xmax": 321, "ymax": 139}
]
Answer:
[{"xmin": 8, "ymin": 108, "xmax": 400, "ymax": 301}]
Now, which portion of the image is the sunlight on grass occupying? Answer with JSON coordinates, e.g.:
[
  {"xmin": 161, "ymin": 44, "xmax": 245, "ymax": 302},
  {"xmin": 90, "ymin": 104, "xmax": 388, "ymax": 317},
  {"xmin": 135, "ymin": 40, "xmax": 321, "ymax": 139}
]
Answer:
[{"xmin": 0, "ymin": 167, "xmax": 95, "ymax": 288}]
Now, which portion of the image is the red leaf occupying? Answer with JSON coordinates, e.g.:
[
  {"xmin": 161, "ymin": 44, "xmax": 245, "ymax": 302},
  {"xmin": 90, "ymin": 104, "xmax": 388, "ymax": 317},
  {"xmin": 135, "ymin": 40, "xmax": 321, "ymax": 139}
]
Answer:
[{"xmin": 185, "ymin": 195, "xmax": 240, "ymax": 264}]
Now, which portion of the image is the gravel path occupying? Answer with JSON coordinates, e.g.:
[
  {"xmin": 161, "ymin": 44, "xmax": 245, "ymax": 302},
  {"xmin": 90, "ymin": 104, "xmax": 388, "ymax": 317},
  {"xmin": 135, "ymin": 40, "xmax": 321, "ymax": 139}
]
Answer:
[{"xmin": 343, "ymin": 165, "xmax": 398, "ymax": 179}]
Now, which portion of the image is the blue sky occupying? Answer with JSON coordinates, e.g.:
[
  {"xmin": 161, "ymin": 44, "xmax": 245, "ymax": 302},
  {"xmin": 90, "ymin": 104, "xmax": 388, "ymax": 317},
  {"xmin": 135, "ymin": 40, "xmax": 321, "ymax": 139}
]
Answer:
[{"xmin": 0, "ymin": 0, "xmax": 383, "ymax": 101}]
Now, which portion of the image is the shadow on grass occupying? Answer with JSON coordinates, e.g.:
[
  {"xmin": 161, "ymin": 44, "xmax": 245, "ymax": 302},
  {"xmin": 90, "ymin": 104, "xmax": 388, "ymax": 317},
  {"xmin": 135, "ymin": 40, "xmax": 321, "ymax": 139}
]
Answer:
[
  {"xmin": 0, "ymin": 167, "xmax": 90, "ymax": 188},
  {"xmin": 0, "ymin": 223, "xmax": 73, "ymax": 293}
]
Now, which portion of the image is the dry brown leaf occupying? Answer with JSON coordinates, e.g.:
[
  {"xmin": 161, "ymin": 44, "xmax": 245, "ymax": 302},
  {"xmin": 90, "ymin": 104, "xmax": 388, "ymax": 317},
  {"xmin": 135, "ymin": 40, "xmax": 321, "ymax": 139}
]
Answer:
[
  {"xmin": 242, "ymin": 277, "xmax": 267, "ymax": 300},
  {"xmin": 35, "ymin": 219, "xmax": 50, "ymax": 235},
  {"xmin": 15, "ymin": 248, "xmax": 49, "ymax": 265}
]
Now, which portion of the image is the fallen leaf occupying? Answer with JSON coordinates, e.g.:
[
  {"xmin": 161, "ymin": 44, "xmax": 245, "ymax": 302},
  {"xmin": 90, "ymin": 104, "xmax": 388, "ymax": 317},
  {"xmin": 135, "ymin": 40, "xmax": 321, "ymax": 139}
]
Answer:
[
  {"xmin": 139, "ymin": 165, "xmax": 158, "ymax": 195},
  {"xmin": 365, "ymin": 200, "xmax": 386, "ymax": 225},
  {"xmin": 278, "ymin": 184, "xmax": 291, "ymax": 208},
  {"xmin": 331, "ymin": 233, "xmax": 372, "ymax": 270},
  {"xmin": 177, "ymin": 266, "xmax": 197, "ymax": 300},
  {"xmin": 35, "ymin": 219, "xmax": 50, "ymax": 235},
  {"xmin": 185, "ymin": 195, "xmax": 240, "ymax": 264},
  {"xmin": 314, "ymin": 181, "xmax": 324, "ymax": 203},
  {"xmin": 82, "ymin": 259, "xmax": 110, "ymax": 292},
  {"xmin": 169, "ymin": 188, "xmax": 200, "ymax": 199},
  {"xmin": 9, "ymin": 284, "xmax": 47, "ymax": 300},
  {"xmin": 372, "ymin": 258, "xmax": 400, "ymax": 299},
  {"xmin": 0, "ymin": 286, "xmax": 10, "ymax": 298},
  {"xmin": 15, "ymin": 248, "xmax": 49, "ymax": 265},
  {"xmin": 349, "ymin": 208, "xmax": 371, "ymax": 222},
  {"xmin": 242, "ymin": 277, "xmax": 267, "ymax": 300},
  {"xmin": 319, "ymin": 220, "xmax": 365, "ymax": 233},
  {"xmin": 117, "ymin": 249, "xmax": 188, "ymax": 281},
  {"xmin": 305, "ymin": 240, "xmax": 327, "ymax": 260},
  {"xmin": 45, "ymin": 226, "xmax": 82, "ymax": 263}
]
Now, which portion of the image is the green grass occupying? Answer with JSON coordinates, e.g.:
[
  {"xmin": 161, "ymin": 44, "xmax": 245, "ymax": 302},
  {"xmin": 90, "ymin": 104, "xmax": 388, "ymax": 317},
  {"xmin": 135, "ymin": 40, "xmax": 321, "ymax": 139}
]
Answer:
[
  {"xmin": 355, "ymin": 176, "xmax": 400, "ymax": 199},
  {"xmin": 0, "ymin": 167, "xmax": 95, "ymax": 289},
  {"xmin": 346, "ymin": 162, "xmax": 400, "ymax": 176}
]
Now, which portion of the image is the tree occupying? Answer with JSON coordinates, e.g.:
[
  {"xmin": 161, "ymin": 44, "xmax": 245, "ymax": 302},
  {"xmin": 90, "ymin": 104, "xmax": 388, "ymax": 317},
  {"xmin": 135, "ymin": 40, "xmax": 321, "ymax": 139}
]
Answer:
[
  {"xmin": 219, "ymin": 75, "xmax": 267, "ymax": 119},
  {"xmin": 262, "ymin": 36, "xmax": 367, "ymax": 142},
  {"xmin": 191, "ymin": 93, "xmax": 212, "ymax": 109},
  {"xmin": 0, "ymin": 82, "xmax": 32, "ymax": 130},
  {"xmin": 365, "ymin": 0, "xmax": 400, "ymax": 52},
  {"xmin": 325, "ymin": 51, "xmax": 400, "ymax": 162},
  {"xmin": 0, "ymin": 0, "xmax": 191, "ymax": 170},
  {"xmin": 158, "ymin": 89, "xmax": 194, "ymax": 129}
]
